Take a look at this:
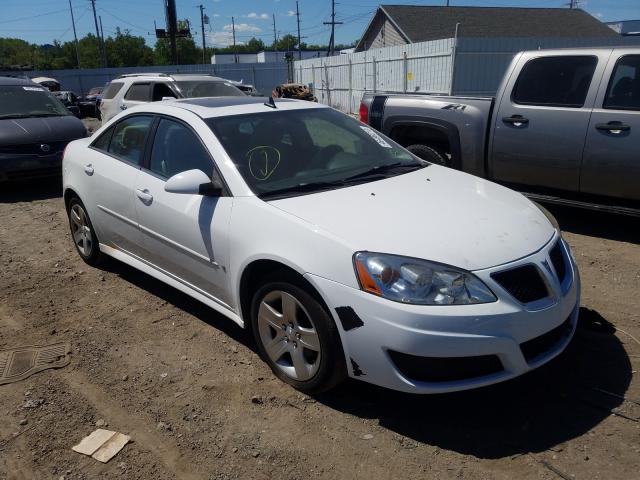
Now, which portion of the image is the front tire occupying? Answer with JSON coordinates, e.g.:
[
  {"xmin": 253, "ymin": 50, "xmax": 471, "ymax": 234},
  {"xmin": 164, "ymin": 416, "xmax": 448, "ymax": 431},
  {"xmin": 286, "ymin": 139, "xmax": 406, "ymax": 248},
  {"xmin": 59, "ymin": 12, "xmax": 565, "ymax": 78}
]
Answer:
[
  {"xmin": 67, "ymin": 197, "xmax": 104, "ymax": 267},
  {"xmin": 251, "ymin": 279, "xmax": 346, "ymax": 394}
]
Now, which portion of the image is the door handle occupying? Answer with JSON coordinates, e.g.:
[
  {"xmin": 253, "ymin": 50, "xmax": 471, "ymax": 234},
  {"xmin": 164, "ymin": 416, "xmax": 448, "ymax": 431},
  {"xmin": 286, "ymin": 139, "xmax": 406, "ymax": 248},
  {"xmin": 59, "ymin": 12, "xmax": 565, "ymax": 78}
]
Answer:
[
  {"xmin": 83, "ymin": 164, "xmax": 94, "ymax": 175},
  {"xmin": 595, "ymin": 121, "xmax": 630, "ymax": 134},
  {"xmin": 136, "ymin": 188, "xmax": 153, "ymax": 204},
  {"xmin": 120, "ymin": 104, "xmax": 127, "ymax": 111},
  {"xmin": 502, "ymin": 115, "xmax": 529, "ymax": 127}
]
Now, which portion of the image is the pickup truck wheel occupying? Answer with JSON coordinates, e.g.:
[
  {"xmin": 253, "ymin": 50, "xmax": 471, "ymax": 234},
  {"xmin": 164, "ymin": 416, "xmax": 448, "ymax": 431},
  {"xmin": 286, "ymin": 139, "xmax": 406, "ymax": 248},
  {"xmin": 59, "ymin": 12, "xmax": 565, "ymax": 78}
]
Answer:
[{"xmin": 406, "ymin": 144, "xmax": 449, "ymax": 166}]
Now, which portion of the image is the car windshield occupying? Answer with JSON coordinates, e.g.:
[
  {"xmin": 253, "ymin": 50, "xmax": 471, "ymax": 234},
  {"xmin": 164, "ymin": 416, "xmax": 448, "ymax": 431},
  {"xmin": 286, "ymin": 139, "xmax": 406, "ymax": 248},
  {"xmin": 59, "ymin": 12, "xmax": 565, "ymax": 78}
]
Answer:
[
  {"xmin": 207, "ymin": 107, "xmax": 427, "ymax": 199},
  {"xmin": 174, "ymin": 80, "xmax": 245, "ymax": 98},
  {"xmin": 0, "ymin": 85, "xmax": 71, "ymax": 119}
]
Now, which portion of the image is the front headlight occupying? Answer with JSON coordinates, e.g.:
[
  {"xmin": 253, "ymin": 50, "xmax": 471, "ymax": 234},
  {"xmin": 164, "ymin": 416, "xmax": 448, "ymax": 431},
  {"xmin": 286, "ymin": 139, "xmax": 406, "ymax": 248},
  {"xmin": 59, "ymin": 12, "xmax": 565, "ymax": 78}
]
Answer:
[{"xmin": 354, "ymin": 252, "xmax": 496, "ymax": 305}]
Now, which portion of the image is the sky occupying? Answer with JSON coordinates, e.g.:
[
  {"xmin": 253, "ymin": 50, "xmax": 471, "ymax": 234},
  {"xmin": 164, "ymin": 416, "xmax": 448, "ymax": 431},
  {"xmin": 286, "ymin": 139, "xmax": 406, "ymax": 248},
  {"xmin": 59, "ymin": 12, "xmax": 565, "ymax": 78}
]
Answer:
[{"xmin": 0, "ymin": 0, "xmax": 639, "ymax": 49}]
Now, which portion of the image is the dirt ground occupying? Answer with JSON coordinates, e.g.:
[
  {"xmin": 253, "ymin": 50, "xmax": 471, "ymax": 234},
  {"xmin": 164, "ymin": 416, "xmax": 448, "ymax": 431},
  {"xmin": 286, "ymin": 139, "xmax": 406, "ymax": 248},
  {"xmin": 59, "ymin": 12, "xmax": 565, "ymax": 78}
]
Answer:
[{"xmin": 0, "ymin": 180, "xmax": 639, "ymax": 480}]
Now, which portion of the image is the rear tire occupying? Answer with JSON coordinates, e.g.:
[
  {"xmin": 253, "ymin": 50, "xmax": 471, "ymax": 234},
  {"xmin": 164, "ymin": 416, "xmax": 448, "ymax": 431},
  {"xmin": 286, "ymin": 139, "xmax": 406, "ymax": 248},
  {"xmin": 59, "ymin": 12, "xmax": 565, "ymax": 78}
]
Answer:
[
  {"xmin": 67, "ymin": 197, "xmax": 105, "ymax": 267},
  {"xmin": 407, "ymin": 144, "xmax": 449, "ymax": 166},
  {"xmin": 250, "ymin": 277, "xmax": 346, "ymax": 394}
]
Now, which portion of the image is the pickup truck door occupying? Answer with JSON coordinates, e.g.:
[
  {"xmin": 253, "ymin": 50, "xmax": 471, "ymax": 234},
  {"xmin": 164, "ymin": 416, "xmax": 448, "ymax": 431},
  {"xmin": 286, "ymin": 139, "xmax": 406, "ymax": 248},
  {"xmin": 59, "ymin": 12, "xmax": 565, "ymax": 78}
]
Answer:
[
  {"xmin": 490, "ymin": 53, "xmax": 607, "ymax": 192},
  {"xmin": 580, "ymin": 53, "xmax": 640, "ymax": 201}
]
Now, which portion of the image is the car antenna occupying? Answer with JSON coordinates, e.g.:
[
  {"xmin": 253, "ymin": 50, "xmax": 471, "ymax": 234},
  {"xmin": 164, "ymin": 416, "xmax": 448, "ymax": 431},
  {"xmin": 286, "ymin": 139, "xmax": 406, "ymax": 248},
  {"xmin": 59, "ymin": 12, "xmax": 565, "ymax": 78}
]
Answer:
[{"xmin": 264, "ymin": 96, "xmax": 277, "ymax": 109}]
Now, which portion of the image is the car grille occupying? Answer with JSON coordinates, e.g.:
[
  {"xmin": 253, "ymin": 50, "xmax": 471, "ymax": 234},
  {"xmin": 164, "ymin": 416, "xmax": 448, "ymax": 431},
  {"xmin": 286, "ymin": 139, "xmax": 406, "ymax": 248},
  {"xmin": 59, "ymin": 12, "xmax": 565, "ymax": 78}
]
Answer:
[
  {"xmin": 491, "ymin": 264, "xmax": 548, "ymax": 303},
  {"xmin": 520, "ymin": 316, "xmax": 573, "ymax": 364},
  {"xmin": 388, "ymin": 350, "xmax": 504, "ymax": 383},
  {"xmin": 549, "ymin": 240, "xmax": 567, "ymax": 284},
  {"xmin": 0, "ymin": 141, "xmax": 67, "ymax": 156}
]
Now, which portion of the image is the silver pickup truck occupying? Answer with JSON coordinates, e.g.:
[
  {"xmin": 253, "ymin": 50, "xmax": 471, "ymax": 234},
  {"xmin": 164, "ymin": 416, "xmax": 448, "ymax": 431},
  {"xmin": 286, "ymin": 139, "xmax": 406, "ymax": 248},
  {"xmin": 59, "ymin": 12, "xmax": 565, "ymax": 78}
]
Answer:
[{"xmin": 360, "ymin": 47, "xmax": 640, "ymax": 214}]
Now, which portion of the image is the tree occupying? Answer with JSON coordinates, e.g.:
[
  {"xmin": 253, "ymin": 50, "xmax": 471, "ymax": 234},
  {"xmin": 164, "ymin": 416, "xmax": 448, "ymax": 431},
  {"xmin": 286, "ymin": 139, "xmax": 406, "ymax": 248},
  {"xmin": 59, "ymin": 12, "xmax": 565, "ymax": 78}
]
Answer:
[
  {"xmin": 106, "ymin": 28, "xmax": 154, "ymax": 67},
  {"xmin": 273, "ymin": 34, "xmax": 298, "ymax": 52}
]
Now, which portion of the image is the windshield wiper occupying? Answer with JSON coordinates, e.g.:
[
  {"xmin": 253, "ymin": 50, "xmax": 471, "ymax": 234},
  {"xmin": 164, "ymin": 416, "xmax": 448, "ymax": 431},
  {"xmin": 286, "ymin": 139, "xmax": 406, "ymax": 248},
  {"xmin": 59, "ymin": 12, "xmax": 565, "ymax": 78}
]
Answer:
[
  {"xmin": 343, "ymin": 162, "xmax": 426, "ymax": 182},
  {"xmin": 260, "ymin": 181, "xmax": 345, "ymax": 199}
]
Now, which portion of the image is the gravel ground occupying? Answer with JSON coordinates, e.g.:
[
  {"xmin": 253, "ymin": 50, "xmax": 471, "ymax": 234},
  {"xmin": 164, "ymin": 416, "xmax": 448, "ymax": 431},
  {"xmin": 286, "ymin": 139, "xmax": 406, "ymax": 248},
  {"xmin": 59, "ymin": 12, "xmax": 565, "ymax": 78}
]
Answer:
[{"xmin": 0, "ymin": 180, "xmax": 639, "ymax": 480}]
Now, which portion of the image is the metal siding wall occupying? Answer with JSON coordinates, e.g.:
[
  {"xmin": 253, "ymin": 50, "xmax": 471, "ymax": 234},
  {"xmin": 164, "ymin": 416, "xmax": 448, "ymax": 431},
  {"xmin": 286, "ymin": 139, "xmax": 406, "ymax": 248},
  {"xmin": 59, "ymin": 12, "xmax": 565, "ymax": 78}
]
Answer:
[
  {"xmin": 453, "ymin": 36, "xmax": 640, "ymax": 96},
  {"xmin": 295, "ymin": 38, "xmax": 454, "ymax": 114},
  {"xmin": 1, "ymin": 63, "xmax": 288, "ymax": 98}
]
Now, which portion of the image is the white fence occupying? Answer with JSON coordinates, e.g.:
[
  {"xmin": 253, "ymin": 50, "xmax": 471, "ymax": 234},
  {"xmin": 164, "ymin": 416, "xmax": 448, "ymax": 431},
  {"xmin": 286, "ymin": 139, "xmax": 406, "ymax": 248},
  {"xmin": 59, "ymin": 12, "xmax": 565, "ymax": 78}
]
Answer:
[{"xmin": 294, "ymin": 39, "xmax": 454, "ymax": 114}]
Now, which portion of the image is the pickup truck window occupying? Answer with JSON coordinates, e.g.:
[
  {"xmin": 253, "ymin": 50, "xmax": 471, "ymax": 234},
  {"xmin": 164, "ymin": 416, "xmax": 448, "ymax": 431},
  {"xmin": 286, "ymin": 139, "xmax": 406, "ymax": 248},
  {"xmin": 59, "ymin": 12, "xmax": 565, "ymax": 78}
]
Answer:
[
  {"xmin": 512, "ymin": 56, "xmax": 597, "ymax": 108},
  {"xmin": 604, "ymin": 55, "xmax": 640, "ymax": 111}
]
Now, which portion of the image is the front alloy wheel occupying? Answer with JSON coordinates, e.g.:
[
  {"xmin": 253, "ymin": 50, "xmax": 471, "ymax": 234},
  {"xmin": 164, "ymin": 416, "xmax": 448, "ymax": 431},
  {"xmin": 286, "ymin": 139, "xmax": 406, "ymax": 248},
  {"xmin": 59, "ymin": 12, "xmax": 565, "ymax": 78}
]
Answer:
[{"xmin": 251, "ymin": 279, "xmax": 346, "ymax": 394}]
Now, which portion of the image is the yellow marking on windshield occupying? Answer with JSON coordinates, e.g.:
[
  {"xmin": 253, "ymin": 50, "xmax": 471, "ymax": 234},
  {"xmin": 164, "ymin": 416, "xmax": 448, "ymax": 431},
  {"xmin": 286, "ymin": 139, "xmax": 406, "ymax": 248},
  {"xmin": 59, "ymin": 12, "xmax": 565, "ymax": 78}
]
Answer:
[{"xmin": 247, "ymin": 146, "xmax": 281, "ymax": 181}]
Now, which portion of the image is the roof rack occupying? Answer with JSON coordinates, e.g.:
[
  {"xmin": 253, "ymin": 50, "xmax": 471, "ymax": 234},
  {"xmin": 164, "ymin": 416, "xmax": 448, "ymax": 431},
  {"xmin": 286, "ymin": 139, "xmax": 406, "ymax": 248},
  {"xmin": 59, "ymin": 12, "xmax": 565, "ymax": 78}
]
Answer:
[{"xmin": 115, "ymin": 72, "xmax": 171, "ymax": 79}]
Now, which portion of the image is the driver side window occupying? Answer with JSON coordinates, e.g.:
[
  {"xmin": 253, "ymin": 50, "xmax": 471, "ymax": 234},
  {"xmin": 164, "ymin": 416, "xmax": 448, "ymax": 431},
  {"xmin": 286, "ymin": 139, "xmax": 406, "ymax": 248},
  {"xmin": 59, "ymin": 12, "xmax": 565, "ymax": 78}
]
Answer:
[{"xmin": 149, "ymin": 118, "xmax": 213, "ymax": 179}]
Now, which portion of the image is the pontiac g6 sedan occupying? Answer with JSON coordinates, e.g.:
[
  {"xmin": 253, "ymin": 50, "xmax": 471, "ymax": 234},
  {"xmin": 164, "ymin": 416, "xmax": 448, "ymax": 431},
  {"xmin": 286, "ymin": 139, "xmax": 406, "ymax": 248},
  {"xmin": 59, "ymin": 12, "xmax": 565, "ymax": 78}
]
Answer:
[{"xmin": 62, "ymin": 97, "xmax": 580, "ymax": 394}]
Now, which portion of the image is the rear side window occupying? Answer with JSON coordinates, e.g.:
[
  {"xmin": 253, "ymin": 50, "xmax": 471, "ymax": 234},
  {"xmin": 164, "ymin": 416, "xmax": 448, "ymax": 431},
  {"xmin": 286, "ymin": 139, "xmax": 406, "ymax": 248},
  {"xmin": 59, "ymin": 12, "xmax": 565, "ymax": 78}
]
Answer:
[
  {"xmin": 149, "ymin": 118, "xmax": 213, "ymax": 178},
  {"xmin": 513, "ymin": 56, "xmax": 598, "ymax": 108},
  {"xmin": 124, "ymin": 83, "xmax": 150, "ymax": 101},
  {"xmin": 102, "ymin": 82, "xmax": 124, "ymax": 99},
  {"xmin": 604, "ymin": 55, "xmax": 640, "ymax": 111},
  {"xmin": 107, "ymin": 115, "xmax": 153, "ymax": 165}
]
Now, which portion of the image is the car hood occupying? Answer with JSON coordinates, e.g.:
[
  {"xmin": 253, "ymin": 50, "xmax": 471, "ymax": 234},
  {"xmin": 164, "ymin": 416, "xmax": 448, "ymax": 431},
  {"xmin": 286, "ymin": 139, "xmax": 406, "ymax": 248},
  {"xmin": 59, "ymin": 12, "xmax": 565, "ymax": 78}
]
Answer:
[
  {"xmin": 0, "ymin": 116, "xmax": 86, "ymax": 145},
  {"xmin": 269, "ymin": 166, "xmax": 555, "ymax": 271}
]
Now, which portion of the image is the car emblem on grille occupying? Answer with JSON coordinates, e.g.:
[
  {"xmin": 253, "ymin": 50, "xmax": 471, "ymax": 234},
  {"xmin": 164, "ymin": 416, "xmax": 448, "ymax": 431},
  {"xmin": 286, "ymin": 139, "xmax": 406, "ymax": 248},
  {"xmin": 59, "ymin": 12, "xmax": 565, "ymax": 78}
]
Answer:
[{"xmin": 40, "ymin": 144, "xmax": 51, "ymax": 153}]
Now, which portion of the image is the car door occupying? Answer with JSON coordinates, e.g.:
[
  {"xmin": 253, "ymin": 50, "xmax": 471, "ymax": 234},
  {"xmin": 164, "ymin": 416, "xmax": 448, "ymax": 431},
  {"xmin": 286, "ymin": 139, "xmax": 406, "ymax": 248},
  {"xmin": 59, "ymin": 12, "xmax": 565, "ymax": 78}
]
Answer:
[
  {"xmin": 134, "ymin": 116, "xmax": 234, "ymax": 308},
  {"xmin": 490, "ymin": 53, "xmax": 606, "ymax": 192},
  {"xmin": 86, "ymin": 114, "xmax": 154, "ymax": 256},
  {"xmin": 121, "ymin": 82, "xmax": 151, "ymax": 112},
  {"xmin": 580, "ymin": 53, "xmax": 640, "ymax": 201}
]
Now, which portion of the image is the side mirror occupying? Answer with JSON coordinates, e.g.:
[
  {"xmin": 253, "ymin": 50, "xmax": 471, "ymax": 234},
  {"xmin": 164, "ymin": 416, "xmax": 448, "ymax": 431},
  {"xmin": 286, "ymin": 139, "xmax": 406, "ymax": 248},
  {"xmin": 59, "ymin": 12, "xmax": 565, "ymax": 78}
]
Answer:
[{"xmin": 164, "ymin": 169, "xmax": 223, "ymax": 196}]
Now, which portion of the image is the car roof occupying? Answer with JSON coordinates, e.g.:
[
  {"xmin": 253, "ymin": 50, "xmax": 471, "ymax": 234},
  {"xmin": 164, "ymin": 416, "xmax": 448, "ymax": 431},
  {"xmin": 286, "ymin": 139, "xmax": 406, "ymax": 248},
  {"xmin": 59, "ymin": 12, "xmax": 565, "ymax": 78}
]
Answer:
[
  {"xmin": 0, "ymin": 76, "xmax": 41, "ymax": 87},
  {"xmin": 114, "ymin": 73, "xmax": 227, "ymax": 82},
  {"xmin": 125, "ymin": 96, "xmax": 327, "ymax": 119}
]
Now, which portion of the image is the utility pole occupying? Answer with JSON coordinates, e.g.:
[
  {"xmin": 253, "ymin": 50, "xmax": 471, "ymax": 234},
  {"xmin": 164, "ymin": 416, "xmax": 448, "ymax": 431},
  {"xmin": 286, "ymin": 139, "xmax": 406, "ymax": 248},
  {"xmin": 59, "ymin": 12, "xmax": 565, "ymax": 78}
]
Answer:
[
  {"xmin": 272, "ymin": 13, "xmax": 278, "ymax": 52},
  {"xmin": 199, "ymin": 4, "xmax": 206, "ymax": 64},
  {"xmin": 166, "ymin": 0, "xmax": 178, "ymax": 65},
  {"xmin": 231, "ymin": 16, "xmax": 237, "ymax": 63},
  {"xmin": 99, "ymin": 15, "xmax": 108, "ymax": 67},
  {"xmin": 323, "ymin": 0, "xmax": 342, "ymax": 57},
  {"xmin": 296, "ymin": 1, "xmax": 302, "ymax": 60},
  {"xmin": 89, "ymin": 0, "xmax": 107, "ymax": 67},
  {"xmin": 68, "ymin": 0, "xmax": 81, "ymax": 69}
]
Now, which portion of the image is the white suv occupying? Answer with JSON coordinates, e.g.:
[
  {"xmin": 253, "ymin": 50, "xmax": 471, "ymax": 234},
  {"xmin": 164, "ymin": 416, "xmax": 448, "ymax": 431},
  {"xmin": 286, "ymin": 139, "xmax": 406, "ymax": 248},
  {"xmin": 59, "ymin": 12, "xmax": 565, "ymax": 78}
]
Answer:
[{"xmin": 99, "ymin": 73, "xmax": 245, "ymax": 124}]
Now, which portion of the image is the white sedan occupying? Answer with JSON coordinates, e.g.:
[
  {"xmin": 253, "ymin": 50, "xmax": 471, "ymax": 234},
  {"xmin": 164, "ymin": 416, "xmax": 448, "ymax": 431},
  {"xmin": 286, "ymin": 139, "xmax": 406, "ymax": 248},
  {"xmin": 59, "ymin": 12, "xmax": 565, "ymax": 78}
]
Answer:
[{"xmin": 62, "ymin": 97, "xmax": 580, "ymax": 394}]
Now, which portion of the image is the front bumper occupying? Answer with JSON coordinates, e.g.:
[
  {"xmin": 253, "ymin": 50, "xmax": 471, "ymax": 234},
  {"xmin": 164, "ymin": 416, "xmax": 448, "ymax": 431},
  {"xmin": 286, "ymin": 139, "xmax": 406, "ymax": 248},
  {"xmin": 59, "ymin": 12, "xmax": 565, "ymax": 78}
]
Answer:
[
  {"xmin": 0, "ymin": 153, "xmax": 63, "ymax": 182},
  {"xmin": 306, "ymin": 233, "xmax": 580, "ymax": 394}
]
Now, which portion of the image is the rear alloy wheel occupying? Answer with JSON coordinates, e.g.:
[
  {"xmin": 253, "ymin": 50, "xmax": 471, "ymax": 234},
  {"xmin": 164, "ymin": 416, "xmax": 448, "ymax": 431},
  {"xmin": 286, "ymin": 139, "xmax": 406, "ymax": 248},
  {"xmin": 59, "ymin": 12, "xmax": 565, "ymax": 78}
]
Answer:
[
  {"xmin": 251, "ymin": 280, "xmax": 346, "ymax": 394},
  {"xmin": 67, "ymin": 198, "xmax": 104, "ymax": 266},
  {"xmin": 406, "ymin": 144, "xmax": 450, "ymax": 167}
]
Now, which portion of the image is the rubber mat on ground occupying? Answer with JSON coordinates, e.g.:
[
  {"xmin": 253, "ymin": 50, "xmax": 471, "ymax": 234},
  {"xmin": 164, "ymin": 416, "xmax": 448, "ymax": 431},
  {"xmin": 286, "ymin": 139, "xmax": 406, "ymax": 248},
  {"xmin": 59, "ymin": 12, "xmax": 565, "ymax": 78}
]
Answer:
[{"xmin": 0, "ymin": 342, "xmax": 71, "ymax": 385}]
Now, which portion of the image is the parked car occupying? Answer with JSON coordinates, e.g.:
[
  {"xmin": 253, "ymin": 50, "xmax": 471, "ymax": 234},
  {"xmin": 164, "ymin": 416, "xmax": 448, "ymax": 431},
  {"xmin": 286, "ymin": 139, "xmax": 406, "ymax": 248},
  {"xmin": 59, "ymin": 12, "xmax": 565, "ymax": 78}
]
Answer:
[
  {"xmin": 62, "ymin": 97, "xmax": 579, "ymax": 394},
  {"xmin": 360, "ymin": 47, "xmax": 640, "ymax": 215},
  {"xmin": 79, "ymin": 85, "xmax": 105, "ymax": 119},
  {"xmin": 52, "ymin": 90, "xmax": 81, "ymax": 117},
  {"xmin": 98, "ymin": 73, "xmax": 245, "ymax": 124},
  {"xmin": 0, "ymin": 76, "xmax": 86, "ymax": 182},
  {"xmin": 226, "ymin": 80, "xmax": 260, "ymax": 96},
  {"xmin": 31, "ymin": 76, "xmax": 61, "ymax": 92}
]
